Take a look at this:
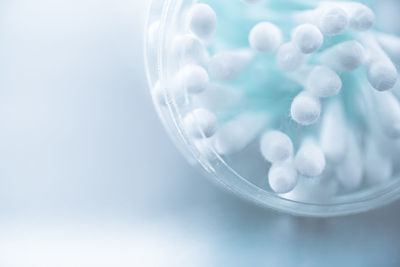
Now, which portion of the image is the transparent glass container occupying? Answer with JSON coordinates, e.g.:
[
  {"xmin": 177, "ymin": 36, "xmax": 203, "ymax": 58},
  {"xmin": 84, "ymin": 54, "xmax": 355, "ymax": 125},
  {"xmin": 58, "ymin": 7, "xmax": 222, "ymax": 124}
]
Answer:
[{"xmin": 144, "ymin": 0, "xmax": 400, "ymax": 217}]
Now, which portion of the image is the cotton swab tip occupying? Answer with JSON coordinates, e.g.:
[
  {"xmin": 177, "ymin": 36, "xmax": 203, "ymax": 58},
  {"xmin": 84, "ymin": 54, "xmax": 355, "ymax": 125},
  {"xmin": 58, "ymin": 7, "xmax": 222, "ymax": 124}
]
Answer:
[
  {"xmin": 306, "ymin": 66, "xmax": 342, "ymax": 98},
  {"xmin": 269, "ymin": 161, "xmax": 298, "ymax": 194},
  {"xmin": 276, "ymin": 43, "xmax": 305, "ymax": 72},
  {"xmin": 367, "ymin": 61, "xmax": 398, "ymax": 91},
  {"xmin": 208, "ymin": 50, "xmax": 253, "ymax": 81},
  {"xmin": 348, "ymin": 3, "xmax": 375, "ymax": 31},
  {"xmin": 249, "ymin": 22, "xmax": 283, "ymax": 53},
  {"xmin": 295, "ymin": 140, "xmax": 326, "ymax": 177},
  {"xmin": 318, "ymin": 6, "xmax": 349, "ymax": 36},
  {"xmin": 291, "ymin": 93, "xmax": 321, "ymax": 125},
  {"xmin": 292, "ymin": 24, "xmax": 323, "ymax": 54},
  {"xmin": 183, "ymin": 108, "xmax": 218, "ymax": 139},
  {"xmin": 178, "ymin": 64, "xmax": 209, "ymax": 94},
  {"xmin": 188, "ymin": 4, "xmax": 217, "ymax": 40},
  {"xmin": 260, "ymin": 131, "xmax": 294, "ymax": 163}
]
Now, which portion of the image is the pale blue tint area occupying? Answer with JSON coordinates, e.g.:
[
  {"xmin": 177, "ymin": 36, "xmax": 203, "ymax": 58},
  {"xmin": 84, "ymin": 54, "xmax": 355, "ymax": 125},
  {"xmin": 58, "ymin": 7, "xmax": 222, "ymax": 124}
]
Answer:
[{"xmin": 0, "ymin": 1, "xmax": 399, "ymax": 266}]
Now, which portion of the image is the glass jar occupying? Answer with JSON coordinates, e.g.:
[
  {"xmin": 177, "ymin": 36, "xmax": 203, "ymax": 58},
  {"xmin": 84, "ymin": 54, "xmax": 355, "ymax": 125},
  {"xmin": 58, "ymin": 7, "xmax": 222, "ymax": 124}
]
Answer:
[{"xmin": 144, "ymin": 0, "xmax": 400, "ymax": 216}]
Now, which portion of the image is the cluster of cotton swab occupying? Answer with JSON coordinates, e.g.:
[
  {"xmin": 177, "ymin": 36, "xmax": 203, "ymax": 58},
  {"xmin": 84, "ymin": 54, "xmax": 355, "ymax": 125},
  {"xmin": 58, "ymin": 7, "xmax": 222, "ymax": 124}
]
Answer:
[{"xmin": 151, "ymin": 0, "xmax": 400, "ymax": 201}]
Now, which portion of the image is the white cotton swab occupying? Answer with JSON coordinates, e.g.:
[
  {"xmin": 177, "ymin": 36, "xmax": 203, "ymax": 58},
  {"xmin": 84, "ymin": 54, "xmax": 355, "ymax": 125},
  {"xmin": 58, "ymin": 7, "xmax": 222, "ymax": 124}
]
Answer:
[
  {"xmin": 193, "ymin": 84, "xmax": 244, "ymax": 112},
  {"xmin": 374, "ymin": 91, "xmax": 400, "ymax": 139},
  {"xmin": 376, "ymin": 32, "xmax": 400, "ymax": 66},
  {"xmin": 360, "ymin": 34, "xmax": 398, "ymax": 91},
  {"xmin": 214, "ymin": 113, "xmax": 268, "ymax": 156},
  {"xmin": 176, "ymin": 64, "xmax": 209, "ymax": 94},
  {"xmin": 268, "ymin": 160, "xmax": 298, "ymax": 194},
  {"xmin": 324, "ymin": 1, "xmax": 375, "ymax": 31},
  {"xmin": 320, "ymin": 40, "xmax": 365, "ymax": 72},
  {"xmin": 306, "ymin": 66, "xmax": 342, "ymax": 98},
  {"xmin": 249, "ymin": 22, "xmax": 283, "ymax": 53},
  {"xmin": 281, "ymin": 167, "xmax": 338, "ymax": 203},
  {"xmin": 188, "ymin": 4, "xmax": 217, "ymax": 40},
  {"xmin": 364, "ymin": 138, "xmax": 393, "ymax": 185},
  {"xmin": 260, "ymin": 131, "xmax": 294, "ymax": 163},
  {"xmin": 336, "ymin": 129, "xmax": 363, "ymax": 191},
  {"xmin": 291, "ymin": 92, "xmax": 321, "ymax": 126},
  {"xmin": 183, "ymin": 108, "xmax": 218, "ymax": 139},
  {"xmin": 294, "ymin": 5, "xmax": 349, "ymax": 36},
  {"xmin": 208, "ymin": 49, "xmax": 253, "ymax": 81},
  {"xmin": 171, "ymin": 34, "xmax": 210, "ymax": 66},
  {"xmin": 152, "ymin": 81, "xmax": 186, "ymax": 107},
  {"xmin": 276, "ymin": 43, "xmax": 306, "ymax": 72},
  {"xmin": 292, "ymin": 24, "xmax": 324, "ymax": 54},
  {"xmin": 320, "ymin": 100, "xmax": 347, "ymax": 165},
  {"xmin": 295, "ymin": 139, "xmax": 326, "ymax": 177}
]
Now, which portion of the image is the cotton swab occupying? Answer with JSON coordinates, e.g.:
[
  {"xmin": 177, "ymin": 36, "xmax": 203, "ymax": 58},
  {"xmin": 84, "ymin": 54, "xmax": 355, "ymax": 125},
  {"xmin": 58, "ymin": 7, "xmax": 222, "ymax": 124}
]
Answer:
[
  {"xmin": 324, "ymin": 1, "xmax": 375, "ymax": 31},
  {"xmin": 376, "ymin": 32, "xmax": 400, "ymax": 66},
  {"xmin": 249, "ymin": 22, "xmax": 283, "ymax": 53},
  {"xmin": 291, "ymin": 92, "xmax": 321, "ymax": 126},
  {"xmin": 183, "ymin": 108, "xmax": 218, "ymax": 139},
  {"xmin": 171, "ymin": 34, "xmax": 209, "ymax": 66},
  {"xmin": 292, "ymin": 24, "xmax": 324, "ymax": 54},
  {"xmin": 177, "ymin": 64, "xmax": 209, "ymax": 94},
  {"xmin": 295, "ymin": 139, "xmax": 326, "ymax": 177},
  {"xmin": 295, "ymin": 5, "xmax": 349, "ymax": 36},
  {"xmin": 188, "ymin": 4, "xmax": 217, "ymax": 40},
  {"xmin": 320, "ymin": 100, "xmax": 347, "ymax": 165},
  {"xmin": 336, "ymin": 129, "xmax": 363, "ymax": 191},
  {"xmin": 260, "ymin": 131, "xmax": 294, "ymax": 163},
  {"xmin": 373, "ymin": 91, "xmax": 400, "ymax": 139},
  {"xmin": 193, "ymin": 84, "xmax": 244, "ymax": 112},
  {"xmin": 268, "ymin": 160, "xmax": 298, "ymax": 194},
  {"xmin": 364, "ymin": 138, "xmax": 393, "ymax": 185},
  {"xmin": 320, "ymin": 40, "xmax": 365, "ymax": 72},
  {"xmin": 276, "ymin": 42, "xmax": 306, "ymax": 72},
  {"xmin": 281, "ymin": 168, "xmax": 338, "ymax": 203},
  {"xmin": 306, "ymin": 66, "xmax": 342, "ymax": 98},
  {"xmin": 208, "ymin": 49, "xmax": 253, "ymax": 81},
  {"xmin": 360, "ymin": 34, "xmax": 398, "ymax": 91},
  {"xmin": 214, "ymin": 113, "xmax": 268, "ymax": 156},
  {"xmin": 153, "ymin": 81, "xmax": 185, "ymax": 107}
]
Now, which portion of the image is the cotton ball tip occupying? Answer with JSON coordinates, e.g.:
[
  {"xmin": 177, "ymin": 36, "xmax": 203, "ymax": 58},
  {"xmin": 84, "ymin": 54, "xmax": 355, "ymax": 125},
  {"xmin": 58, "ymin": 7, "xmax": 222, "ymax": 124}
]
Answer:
[
  {"xmin": 260, "ymin": 131, "xmax": 294, "ymax": 163},
  {"xmin": 276, "ymin": 43, "xmax": 305, "ymax": 72},
  {"xmin": 295, "ymin": 140, "xmax": 326, "ymax": 177},
  {"xmin": 183, "ymin": 108, "xmax": 218, "ymax": 139},
  {"xmin": 367, "ymin": 61, "xmax": 398, "ymax": 91},
  {"xmin": 178, "ymin": 64, "xmax": 209, "ymax": 94},
  {"xmin": 171, "ymin": 34, "xmax": 209, "ymax": 66},
  {"xmin": 292, "ymin": 24, "xmax": 323, "ymax": 54},
  {"xmin": 208, "ymin": 50, "xmax": 253, "ymax": 81},
  {"xmin": 268, "ymin": 162, "xmax": 298, "ymax": 194},
  {"xmin": 318, "ymin": 6, "xmax": 348, "ymax": 36},
  {"xmin": 331, "ymin": 41, "xmax": 365, "ymax": 72},
  {"xmin": 249, "ymin": 22, "xmax": 283, "ymax": 53},
  {"xmin": 306, "ymin": 66, "xmax": 342, "ymax": 98},
  {"xmin": 291, "ymin": 93, "xmax": 321, "ymax": 125},
  {"xmin": 188, "ymin": 4, "xmax": 217, "ymax": 40},
  {"xmin": 349, "ymin": 4, "xmax": 375, "ymax": 31}
]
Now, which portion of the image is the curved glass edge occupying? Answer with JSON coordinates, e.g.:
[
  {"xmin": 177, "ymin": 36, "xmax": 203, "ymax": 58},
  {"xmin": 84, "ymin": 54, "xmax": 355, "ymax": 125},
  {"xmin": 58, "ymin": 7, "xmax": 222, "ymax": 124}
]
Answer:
[{"xmin": 144, "ymin": 0, "xmax": 400, "ymax": 217}]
